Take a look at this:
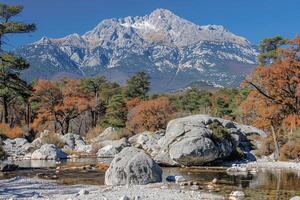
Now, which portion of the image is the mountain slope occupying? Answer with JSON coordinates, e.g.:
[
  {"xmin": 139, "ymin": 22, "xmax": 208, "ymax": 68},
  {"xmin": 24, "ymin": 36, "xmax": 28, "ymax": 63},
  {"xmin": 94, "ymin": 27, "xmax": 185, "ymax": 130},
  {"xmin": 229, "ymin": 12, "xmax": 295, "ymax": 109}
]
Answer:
[{"xmin": 15, "ymin": 9, "xmax": 258, "ymax": 92}]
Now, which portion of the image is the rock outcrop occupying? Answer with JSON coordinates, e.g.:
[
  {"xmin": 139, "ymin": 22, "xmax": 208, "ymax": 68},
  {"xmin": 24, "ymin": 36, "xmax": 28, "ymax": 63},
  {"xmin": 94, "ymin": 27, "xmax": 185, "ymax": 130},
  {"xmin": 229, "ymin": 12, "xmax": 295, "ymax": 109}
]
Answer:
[
  {"xmin": 154, "ymin": 115, "xmax": 266, "ymax": 166},
  {"xmin": 105, "ymin": 147, "xmax": 162, "ymax": 185}
]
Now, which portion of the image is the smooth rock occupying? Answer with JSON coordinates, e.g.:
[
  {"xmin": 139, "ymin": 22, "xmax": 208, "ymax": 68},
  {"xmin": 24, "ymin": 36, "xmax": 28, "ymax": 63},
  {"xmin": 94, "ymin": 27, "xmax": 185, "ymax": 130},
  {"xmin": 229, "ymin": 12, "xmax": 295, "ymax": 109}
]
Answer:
[
  {"xmin": 31, "ymin": 144, "xmax": 68, "ymax": 160},
  {"xmin": 154, "ymin": 115, "xmax": 266, "ymax": 166},
  {"xmin": 290, "ymin": 196, "xmax": 300, "ymax": 200},
  {"xmin": 105, "ymin": 147, "xmax": 162, "ymax": 185}
]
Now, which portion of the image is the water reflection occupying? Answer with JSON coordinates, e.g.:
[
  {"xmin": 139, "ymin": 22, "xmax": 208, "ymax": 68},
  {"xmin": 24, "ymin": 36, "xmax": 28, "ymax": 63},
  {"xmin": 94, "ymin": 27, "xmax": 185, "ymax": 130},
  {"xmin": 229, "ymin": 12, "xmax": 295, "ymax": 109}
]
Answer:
[{"xmin": 1, "ymin": 159, "xmax": 300, "ymax": 199}]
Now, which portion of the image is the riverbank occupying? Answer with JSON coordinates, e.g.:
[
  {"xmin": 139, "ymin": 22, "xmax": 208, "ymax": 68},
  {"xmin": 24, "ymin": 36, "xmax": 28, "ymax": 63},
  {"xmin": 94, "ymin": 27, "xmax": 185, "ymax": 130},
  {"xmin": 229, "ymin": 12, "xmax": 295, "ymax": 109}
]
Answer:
[
  {"xmin": 0, "ymin": 176, "xmax": 224, "ymax": 200},
  {"xmin": 246, "ymin": 160, "xmax": 300, "ymax": 171}
]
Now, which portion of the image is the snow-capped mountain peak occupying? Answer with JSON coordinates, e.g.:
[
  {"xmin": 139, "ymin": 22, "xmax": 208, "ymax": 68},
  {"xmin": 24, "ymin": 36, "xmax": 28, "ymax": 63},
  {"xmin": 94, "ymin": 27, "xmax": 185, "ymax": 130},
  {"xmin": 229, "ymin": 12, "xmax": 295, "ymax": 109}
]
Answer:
[{"xmin": 15, "ymin": 8, "xmax": 258, "ymax": 92}]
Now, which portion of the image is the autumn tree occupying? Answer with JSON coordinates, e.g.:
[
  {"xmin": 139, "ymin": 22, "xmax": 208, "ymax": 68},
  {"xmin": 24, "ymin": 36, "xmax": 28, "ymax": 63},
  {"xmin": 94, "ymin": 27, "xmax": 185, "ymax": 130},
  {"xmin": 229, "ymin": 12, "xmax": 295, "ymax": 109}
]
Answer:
[
  {"xmin": 32, "ymin": 79, "xmax": 91, "ymax": 134},
  {"xmin": 127, "ymin": 96, "xmax": 176, "ymax": 133},
  {"xmin": 242, "ymin": 36, "xmax": 300, "ymax": 159},
  {"xmin": 125, "ymin": 72, "xmax": 150, "ymax": 99},
  {"xmin": 242, "ymin": 36, "xmax": 300, "ymax": 130},
  {"xmin": 0, "ymin": 3, "xmax": 36, "ymax": 124}
]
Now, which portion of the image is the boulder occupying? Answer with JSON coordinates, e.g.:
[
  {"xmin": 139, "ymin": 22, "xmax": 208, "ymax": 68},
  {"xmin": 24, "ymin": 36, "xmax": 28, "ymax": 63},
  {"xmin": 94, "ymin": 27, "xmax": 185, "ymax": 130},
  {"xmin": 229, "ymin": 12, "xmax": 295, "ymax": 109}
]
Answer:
[
  {"xmin": 105, "ymin": 147, "xmax": 162, "ymax": 185},
  {"xmin": 62, "ymin": 133, "xmax": 92, "ymax": 153},
  {"xmin": 128, "ymin": 131, "xmax": 163, "ymax": 156},
  {"xmin": 3, "ymin": 138, "xmax": 33, "ymax": 159},
  {"xmin": 31, "ymin": 144, "xmax": 68, "ymax": 160},
  {"xmin": 154, "ymin": 115, "xmax": 265, "ymax": 166},
  {"xmin": 290, "ymin": 197, "xmax": 300, "ymax": 200},
  {"xmin": 97, "ymin": 138, "xmax": 130, "ymax": 158}
]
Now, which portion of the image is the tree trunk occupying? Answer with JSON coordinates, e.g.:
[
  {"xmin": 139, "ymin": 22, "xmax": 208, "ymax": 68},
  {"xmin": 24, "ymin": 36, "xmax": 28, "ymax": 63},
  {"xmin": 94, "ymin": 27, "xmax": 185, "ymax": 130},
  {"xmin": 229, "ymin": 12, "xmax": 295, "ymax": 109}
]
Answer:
[
  {"xmin": 271, "ymin": 125, "xmax": 280, "ymax": 161},
  {"xmin": 64, "ymin": 119, "xmax": 70, "ymax": 135},
  {"xmin": 3, "ymin": 97, "xmax": 8, "ymax": 124}
]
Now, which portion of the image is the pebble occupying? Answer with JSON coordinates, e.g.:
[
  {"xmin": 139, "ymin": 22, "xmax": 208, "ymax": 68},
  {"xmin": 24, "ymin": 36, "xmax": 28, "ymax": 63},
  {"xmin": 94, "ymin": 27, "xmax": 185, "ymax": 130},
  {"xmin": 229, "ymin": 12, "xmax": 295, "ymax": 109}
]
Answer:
[
  {"xmin": 212, "ymin": 178, "xmax": 218, "ymax": 184},
  {"xmin": 78, "ymin": 189, "xmax": 89, "ymax": 195},
  {"xmin": 190, "ymin": 185, "xmax": 200, "ymax": 190},
  {"xmin": 229, "ymin": 191, "xmax": 245, "ymax": 200},
  {"xmin": 119, "ymin": 195, "xmax": 130, "ymax": 200}
]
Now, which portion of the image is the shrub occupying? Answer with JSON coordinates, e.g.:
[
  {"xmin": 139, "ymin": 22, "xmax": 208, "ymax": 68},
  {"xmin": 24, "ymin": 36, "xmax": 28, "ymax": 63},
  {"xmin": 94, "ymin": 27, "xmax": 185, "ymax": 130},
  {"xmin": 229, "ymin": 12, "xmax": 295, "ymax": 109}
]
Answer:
[
  {"xmin": 127, "ymin": 96, "xmax": 176, "ymax": 133},
  {"xmin": 0, "ymin": 123, "xmax": 23, "ymax": 139},
  {"xmin": 280, "ymin": 141, "xmax": 300, "ymax": 161},
  {"xmin": 208, "ymin": 122, "xmax": 231, "ymax": 141}
]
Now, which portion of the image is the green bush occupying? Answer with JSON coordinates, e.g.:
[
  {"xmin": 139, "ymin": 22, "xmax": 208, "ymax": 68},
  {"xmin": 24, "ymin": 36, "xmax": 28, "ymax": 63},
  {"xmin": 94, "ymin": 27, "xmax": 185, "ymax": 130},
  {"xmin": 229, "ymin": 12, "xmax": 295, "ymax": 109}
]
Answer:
[{"xmin": 208, "ymin": 122, "xmax": 231, "ymax": 141}]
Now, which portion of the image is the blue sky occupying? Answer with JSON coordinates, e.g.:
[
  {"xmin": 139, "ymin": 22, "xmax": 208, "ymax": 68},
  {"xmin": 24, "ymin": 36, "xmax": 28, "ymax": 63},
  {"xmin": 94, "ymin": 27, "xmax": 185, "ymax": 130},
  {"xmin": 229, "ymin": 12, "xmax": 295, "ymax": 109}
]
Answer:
[{"xmin": 2, "ymin": 0, "xmax": 300, "ymax": 49}]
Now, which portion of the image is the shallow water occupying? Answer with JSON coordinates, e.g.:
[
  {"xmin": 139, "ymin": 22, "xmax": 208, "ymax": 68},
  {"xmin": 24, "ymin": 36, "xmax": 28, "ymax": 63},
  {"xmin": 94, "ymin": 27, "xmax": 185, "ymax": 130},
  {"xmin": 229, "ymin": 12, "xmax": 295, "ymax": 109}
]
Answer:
[{"xmin": 2, "ymin": 158, "xmax": 300, "ymax": 199}]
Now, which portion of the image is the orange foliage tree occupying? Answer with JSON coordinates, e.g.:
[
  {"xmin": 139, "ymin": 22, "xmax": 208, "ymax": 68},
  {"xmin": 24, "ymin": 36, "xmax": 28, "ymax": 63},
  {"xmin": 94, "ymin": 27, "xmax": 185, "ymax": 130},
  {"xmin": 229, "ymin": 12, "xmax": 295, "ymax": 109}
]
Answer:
[
  {"xmin": 31, "ymin": 79, "xmax": 91, "ymax": 134},
  {"xmin": 126, "ymin": 96, "xmax": 176, "ymax": 133},
  {"xmin": 241, "ymin": 36, "xmax": 300, "ymax": 131}
]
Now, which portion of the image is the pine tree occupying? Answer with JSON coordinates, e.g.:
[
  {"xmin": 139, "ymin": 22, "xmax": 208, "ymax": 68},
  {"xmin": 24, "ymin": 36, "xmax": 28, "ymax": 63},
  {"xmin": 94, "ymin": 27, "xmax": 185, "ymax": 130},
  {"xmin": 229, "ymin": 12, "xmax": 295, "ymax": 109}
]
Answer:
[
  {"xmin": 125, "ymin": 72, "xmax": 150, "ymax": 99},
  {"xmin": 258, "ymin": 36, "xmax": 287, "ymax": 65},
  {"xmin": 103, "ymin": 94, "xmax": 127, "ymax": 128},
  {"xmin": 0, "ymin": 3, "xmax": 36, "ymax": 124}
]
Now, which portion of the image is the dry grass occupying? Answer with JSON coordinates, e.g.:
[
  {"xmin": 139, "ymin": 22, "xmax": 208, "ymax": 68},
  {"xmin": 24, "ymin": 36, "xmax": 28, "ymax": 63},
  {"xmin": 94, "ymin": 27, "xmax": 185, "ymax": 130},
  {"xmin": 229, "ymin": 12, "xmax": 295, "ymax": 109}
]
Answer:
[
  {"xmin": 0, "ymin": 123, "xmax": 23, "ymax": 139},
  {"xmin": 41, "ymin": 133, "xmax": 64, "ymax": 148},
  {"xmin": 85, "ymin": 126, "xmax": 104, "ymax": 142}
]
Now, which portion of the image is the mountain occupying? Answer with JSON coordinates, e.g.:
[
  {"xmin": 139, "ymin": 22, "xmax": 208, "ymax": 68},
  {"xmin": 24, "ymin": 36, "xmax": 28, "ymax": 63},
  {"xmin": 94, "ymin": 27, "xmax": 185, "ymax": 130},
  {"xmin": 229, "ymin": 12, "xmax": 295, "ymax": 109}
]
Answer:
[{"xmin": 15, "ymin": 9, "xmax": 258, "ymax": 92}]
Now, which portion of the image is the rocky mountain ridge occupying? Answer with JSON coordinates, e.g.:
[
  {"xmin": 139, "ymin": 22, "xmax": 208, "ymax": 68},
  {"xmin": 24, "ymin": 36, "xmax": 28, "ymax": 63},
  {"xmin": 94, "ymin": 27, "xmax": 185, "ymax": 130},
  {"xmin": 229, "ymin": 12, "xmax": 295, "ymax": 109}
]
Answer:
[{"xmin": 15, "ymin": 8, "xmax": 258, "ymax": 91}]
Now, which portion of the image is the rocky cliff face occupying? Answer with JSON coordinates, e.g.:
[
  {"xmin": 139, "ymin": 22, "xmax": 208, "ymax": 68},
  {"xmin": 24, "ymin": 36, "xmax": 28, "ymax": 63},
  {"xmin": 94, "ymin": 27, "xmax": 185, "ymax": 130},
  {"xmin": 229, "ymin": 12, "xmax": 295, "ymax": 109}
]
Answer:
[{"xmin": 15, "ymin": 9, "xmax": 258, "ymax": 91}]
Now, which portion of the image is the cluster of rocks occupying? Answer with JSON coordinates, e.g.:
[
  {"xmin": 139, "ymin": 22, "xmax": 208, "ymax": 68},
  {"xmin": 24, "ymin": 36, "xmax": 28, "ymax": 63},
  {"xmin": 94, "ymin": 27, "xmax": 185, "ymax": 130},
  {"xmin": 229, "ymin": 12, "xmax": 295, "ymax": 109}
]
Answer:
[
  {"xmin": 2, "ymin": 130, "xmax": 92, "ymax": 161},
  {"xmin": 1, "ymin": 115, "xmax": 265, "ymax": 166}
]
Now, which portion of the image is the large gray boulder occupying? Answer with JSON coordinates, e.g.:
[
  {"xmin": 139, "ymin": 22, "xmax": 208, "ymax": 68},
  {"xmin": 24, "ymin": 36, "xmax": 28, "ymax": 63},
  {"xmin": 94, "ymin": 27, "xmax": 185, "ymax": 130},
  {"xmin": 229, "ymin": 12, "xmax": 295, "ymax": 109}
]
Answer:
[
  {"xmin": 97, "ymin": 138, "xmax": 130, "ymax": 158},
  {"xmin": 31, "ymin": 144, "xmax": 68, "ymax": 160},
  {"xmin": 105, "ymin": 147, "xmax": 162, "ymax": 185},
  {"xmin": 154, "ymin": 115, "xmax": 266, "ymax": 166},
  {"xmin": 62, "ymin": 133, "xmax": 92, "ymax": 153}
]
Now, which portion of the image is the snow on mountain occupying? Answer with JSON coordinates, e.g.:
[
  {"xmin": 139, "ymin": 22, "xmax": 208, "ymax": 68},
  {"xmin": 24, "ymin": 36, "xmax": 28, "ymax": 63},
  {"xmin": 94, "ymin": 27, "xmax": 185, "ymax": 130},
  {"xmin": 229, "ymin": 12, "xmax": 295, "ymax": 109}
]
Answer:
[{"xmin": 15, "ymin": 8, "xmax": 258, "ymax": 92}]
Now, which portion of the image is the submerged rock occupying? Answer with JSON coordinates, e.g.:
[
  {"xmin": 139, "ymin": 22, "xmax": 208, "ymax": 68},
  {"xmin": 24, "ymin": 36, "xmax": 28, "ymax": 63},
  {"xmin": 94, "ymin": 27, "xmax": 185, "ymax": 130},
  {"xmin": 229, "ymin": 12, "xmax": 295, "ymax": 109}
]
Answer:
[
  {"xmin": 31, "ymin": 144, "xmax": 68, "ymax": 160},
  {"xmin": 105, "ymin": 147, "xmax": 162, "ymax": 185}
]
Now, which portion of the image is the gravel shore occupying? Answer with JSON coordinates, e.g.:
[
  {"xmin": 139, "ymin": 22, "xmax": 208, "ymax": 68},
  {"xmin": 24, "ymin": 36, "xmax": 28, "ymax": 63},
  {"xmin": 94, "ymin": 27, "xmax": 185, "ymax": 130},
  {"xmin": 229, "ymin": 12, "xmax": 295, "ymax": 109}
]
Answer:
[
  {"xmin": 246, "ymin": 160, "xmax": 300, "ymax": 171},
  {"xmin": 0, "ymin": 177, "xmax": 224, "ymax": 200}
]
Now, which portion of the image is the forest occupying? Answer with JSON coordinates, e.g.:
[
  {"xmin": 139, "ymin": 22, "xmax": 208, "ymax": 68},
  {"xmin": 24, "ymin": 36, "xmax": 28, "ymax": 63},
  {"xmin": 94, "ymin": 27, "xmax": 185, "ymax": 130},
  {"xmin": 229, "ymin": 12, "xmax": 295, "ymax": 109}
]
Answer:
[{"xmin": 0, "ymin": 3, "xmax": 299, "ymax": 162}]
